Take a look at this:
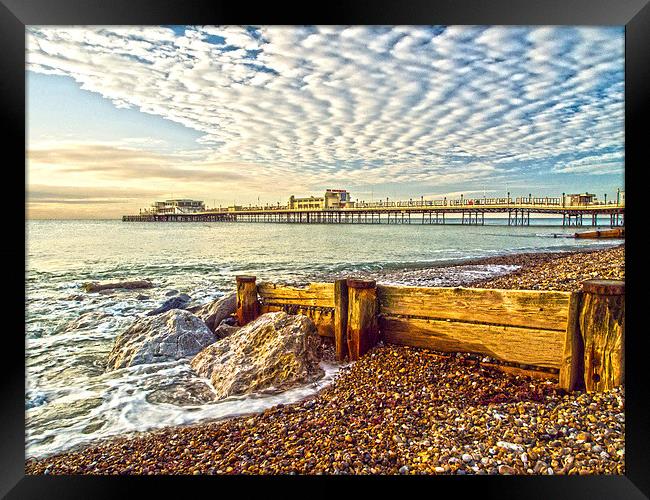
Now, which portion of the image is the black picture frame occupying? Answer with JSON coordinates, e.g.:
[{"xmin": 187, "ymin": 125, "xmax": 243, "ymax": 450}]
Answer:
[{"xmin": 3, "ymin": 0, "xmax": 647, "ymax": 498}]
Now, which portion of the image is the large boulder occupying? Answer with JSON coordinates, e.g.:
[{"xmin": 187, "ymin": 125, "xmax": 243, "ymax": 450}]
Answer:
[
  {"xmin": 146, "ymin": 294, "xmax": 191, "ymax": 316},
  {"xmin": 190, "ymin": 292, "xmax": 237, "ymax": 332},
  {"xmin": 190, "ymin": 311, "xmax": 324, "ymax": 399},
  {"xmin": 107, "ymin": 309, "xmax": 215, "ymax": 370}
]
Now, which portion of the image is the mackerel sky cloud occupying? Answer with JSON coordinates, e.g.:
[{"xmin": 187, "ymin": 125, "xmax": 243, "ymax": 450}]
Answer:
[{"xmin": 26, "ymin": 25, "xmax": 624, "ymax": 218}]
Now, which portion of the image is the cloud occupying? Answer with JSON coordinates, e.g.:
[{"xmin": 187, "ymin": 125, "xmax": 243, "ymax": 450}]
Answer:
[
  {"xmin": 27, "ymin": 184, "xmax": 162, "ymax": 204},
  {"xmin": 552, "ymin": 151, "xmax": 624, "ymax": 175},
  {"xmin": 26, "ymin": 25, "xmax": 624, "ymax": 208}
]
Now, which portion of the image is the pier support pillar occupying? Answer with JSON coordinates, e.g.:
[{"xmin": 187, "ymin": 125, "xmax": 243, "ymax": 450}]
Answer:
[
  {"xmin": 236, "ymin": 275, "xmax": 260, "ymax": 326},
  {"xmin": 334, "ymin": 279, "xmax": 349, "ymax": 361},
  {"xmin": 346, "ymin": 279, "xmax": 379, "ymax": 361}
]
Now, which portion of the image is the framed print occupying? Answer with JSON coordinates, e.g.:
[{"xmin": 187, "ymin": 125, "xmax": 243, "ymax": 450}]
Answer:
[{"xmin": 2, "ymin": 0, "xmax": 648, "ymax": 498}]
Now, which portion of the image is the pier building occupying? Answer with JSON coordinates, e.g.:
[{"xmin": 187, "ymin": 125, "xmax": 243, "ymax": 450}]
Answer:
[
  {"xmin": 288, "ymin": 189, "xmax": 353, "ymax": 210},
  {"xmin": 564, "ymin": 193, "xmax": 597, "ymax": 206},
  {"xmin": 145, "ymin": 199, "xmax": 205, "ymax": 215}
]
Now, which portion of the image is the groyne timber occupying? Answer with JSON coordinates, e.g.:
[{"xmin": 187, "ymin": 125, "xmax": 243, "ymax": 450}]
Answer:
[{"xmin": 123, "ymin": 198, "xmax": 624, "ymax": 227}]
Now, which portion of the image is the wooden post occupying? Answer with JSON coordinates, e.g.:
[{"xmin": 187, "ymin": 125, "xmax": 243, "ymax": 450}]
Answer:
[
  {"xmin": 236, "ymin": 275, "xmax": 259, "ymax": 326},
  {"xmin": 579, "ymin": 280, "xmax": 625, "ymax": 392},
  {"xmin": 334, "ymin": 279, "xmax": 349, "ymax": 361},
  {"xmin": 346, "ymin": 279, "xmax": 379, "ymax": 361},
  {"xmin": 559, "ymin": 291, "xmax": 585, "ymax": 392}
]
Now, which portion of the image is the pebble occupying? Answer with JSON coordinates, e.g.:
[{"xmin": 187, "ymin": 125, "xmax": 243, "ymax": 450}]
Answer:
[{"xmin": 498, "ymin": 465, "xmax": 515, "ymax": 475}]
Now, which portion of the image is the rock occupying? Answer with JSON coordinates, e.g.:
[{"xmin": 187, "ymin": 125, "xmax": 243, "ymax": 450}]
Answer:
[
  {"xmin": 533, "ymin": 461, "xmax": 547, "ymax": 473},
  {"xmin": 145, "ymin": 379, "xmax": 216, "ymax": 406},
  {"xmin": 399, "ymin": 465, "xmax": 409, "ymax": 474},
  {"xmin": 165, "ymin": 290, "xmax": 179, "ymax": 297},
  {"xmin": 190, "ymin": 311, "xmax": 324, "ymax": 399},
  {"xmin": 220, "ymin": 316, "xmax": 238, "ymax": 327},
  {"xmin": 64, "ymin": 294, "xmax": 85, "ymax": 301},
  {"xmin": 496, "ymin": 441, "xmax": 524, "ymax": 453},
  {"xmin": 498, "ymin": 464, "xmax": 515, "ymax": 475},
  {"xmin": 462, "ymin": 453, "xmax": 473, "ymax": 463},
  {"xmin": 106, "ymin": 309, "xmax": 215, "ymax": 370},
  {"xmin": 136, "ymin": 294, "xmax": 150, "ymax": 301},
  {"xmin": 213, "ymin": 323, "xmax": 240, "ymax": 340},
  {"xmin": 60, "ymin": 312, "xmax": 112, "ymax": 333},
  {"xmin": 192, "ymin": 292, "xmax": 237, "ymax": 332},
  {"xmin": 83, "ymin": 280, "xmax": 153, "ymax": 293},
  {"xmin": 146, "ymin": 294, "xmax": 192, "ymax": 316}
]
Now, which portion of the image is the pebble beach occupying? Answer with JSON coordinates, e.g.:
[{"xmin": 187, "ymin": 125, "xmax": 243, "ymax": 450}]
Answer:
[{"xmin": 25, "ymin": 244, "xmax": 625, "ymax": 475}]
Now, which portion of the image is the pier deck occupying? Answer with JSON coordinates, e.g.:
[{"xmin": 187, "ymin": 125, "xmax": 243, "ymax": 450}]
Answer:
[{"xmin": 123, "ymin": 201, "xmax": 624, "ymax": 227}]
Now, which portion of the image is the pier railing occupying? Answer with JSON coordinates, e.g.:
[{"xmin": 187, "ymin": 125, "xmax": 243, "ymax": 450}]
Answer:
[
  {"xmin": 234, "ymin": 276, "xmax": 624, "ymax": 393},
  {"xmin": 134, "ymin": 196, "xmax": 624, "ymax": 216}
]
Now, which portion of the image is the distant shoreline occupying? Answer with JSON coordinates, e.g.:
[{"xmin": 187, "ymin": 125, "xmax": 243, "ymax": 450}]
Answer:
[{"xmin": 334, "ymin": 243, "xmax": 624, "ymax": 289}]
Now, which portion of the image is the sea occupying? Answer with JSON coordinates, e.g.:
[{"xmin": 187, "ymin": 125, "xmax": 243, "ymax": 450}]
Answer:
[{"xmin": 25, "ymin": 218, "xmax": 622, "ymax": 459}]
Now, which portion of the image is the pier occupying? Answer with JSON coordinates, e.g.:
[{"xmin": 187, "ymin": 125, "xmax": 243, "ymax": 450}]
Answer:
[{"xmin": 123, "ymin": 195, "xmax": 624, "ymax": 227}]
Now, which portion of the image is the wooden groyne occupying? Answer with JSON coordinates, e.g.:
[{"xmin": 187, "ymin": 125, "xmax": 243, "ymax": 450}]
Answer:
[
  {"xmin": 236, "ymin": 275, "xmax": 624, "ymax": 393},
  {"xmin": 575, "ymin": 228, "xmax": 625, "ymax": 239}
]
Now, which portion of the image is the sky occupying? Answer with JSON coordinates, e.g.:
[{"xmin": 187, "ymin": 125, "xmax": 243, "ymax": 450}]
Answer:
[{"xmin": 26, "ymin": 25, "xmax": 625, "ymax": 219}]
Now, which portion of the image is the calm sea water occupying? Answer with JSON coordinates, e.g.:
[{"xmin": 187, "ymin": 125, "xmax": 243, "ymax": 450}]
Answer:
[{"xmin": 26, "ymin": 219, "xmax": 621, "ymax": 459}]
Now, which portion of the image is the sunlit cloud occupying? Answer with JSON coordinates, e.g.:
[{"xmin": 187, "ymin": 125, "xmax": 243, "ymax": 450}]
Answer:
[{"xmin": 26, "ymin": 25, "xmax": 625, "ymax": 217}]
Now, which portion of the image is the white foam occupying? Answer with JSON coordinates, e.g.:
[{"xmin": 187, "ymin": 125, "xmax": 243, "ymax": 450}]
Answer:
[{"xmin": 26, "ymin": 360, "xmax": 341, "ymax": 460}]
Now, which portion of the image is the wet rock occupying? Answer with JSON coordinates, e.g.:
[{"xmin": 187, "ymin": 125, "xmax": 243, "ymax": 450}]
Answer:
[
  {"xmin": 220, "ymin": 316, "xmax": 238, "ymax": 327},
  {"xmin": 106, "ymin": 309, "xmax": 215, "ymax": 370},
  {"xmin": 190, "ymin": 311, "xmax": 324, "ymax": 399},
  {"xmin": 26, "ymin": 397, "xmax": 105, "ymax": 429},
  {"xmin": 82, "ymin": 280, "xmax": 153, "ymax": 293},
  {"xmin": 59, "ymin": 312, "xmax": 112, "ymax": 333},
  {"xmin": 165, "ymin": 290, "xmax": 179, "ymax": 297},
  {"xmin": 146, "ymin": 379, "xmax": 216, "ymax": 406},
  {"xmin": 191, "ymin": 292, "xmax": 237, "ymax": 332},
  {"xmin": 64, "ymin": 294, "xmax": 85, "ymax": 302},
  {"xmin": 213, "ymin": 323, "xmax": 240, "ymax": 340},
  {"xmin": 146, "ymin": 294, "xmax": 192, "ymax": 316},
  {"xmin": 82, "ymin": 421, "xmax": 106, "ymax": 434}
]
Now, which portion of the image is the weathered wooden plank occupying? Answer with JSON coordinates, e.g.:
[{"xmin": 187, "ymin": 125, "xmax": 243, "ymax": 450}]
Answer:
[
  {"xmin": 485, "ymin": 363, "xmax": 558, "ymax": 381},
  {"xmin": 347, "ymin": 279, "xmax": 379, "ymax": 361},
  {"xmin": 380, "ymin": 316, "xmax": 565, "ymax": 369},
  {"xmin": 257, "ymin": 282, "xmax": 335, "ymax": 308},
  {"xmin": 334, "ymin": 279, "xmax": 349, "ymax": 361},
  {"xmin": 579, "ymin": 280, "xmax": 625, "ymax": 392},
  {"xmin": 558, "ymin": 292, "xmax": 585, "ymax": 391},
  {"xmin": 260, "ymin": 304, "xmax": 334, "ymax": 338},
  {"xmin": 377, "ymin": 285, "xmax": 571, "ymax": 332},
  {"xmin": 236, "ymin": 275, "xmax": 259, "ymax": 326}
]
